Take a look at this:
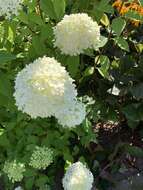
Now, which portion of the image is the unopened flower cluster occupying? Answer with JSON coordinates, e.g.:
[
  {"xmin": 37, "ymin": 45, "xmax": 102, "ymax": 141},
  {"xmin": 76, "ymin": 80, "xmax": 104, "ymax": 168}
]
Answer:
[
  {"xmin": 29, "ymin": 146, "xmax": 53, "ymax": 170},
  {"xmin": 0, "ymin": 0, "xmax": 22, "ymax": 18},
  {"xmin": 14, "ymin": 56, "xmax": 85, "ymax": 127},
  {"xmin": 3, "ymin": 160, "xmax": 25, "ymax": 183},
  {"xmin": 54, "ymin": 13, "xmax": 100, "ymax": 56},
  {"xmin": 62, "ymin": 162, "xmax": 94, "ymax": 190}
]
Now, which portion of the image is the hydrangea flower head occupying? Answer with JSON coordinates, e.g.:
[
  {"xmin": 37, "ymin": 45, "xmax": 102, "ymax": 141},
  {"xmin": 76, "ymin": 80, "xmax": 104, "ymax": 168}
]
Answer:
[
  {"xmin": 0, "ymin": 0, "xmax": 23, "ymax": 18},
  {"xmin": 56, "ymin": 101, "xmax": 86, "ymax": 128},
  {"xmin": 14, "ymin": 56, "xmax": 77, "ymax": 119},
  {"xmin": 53, "ymin": 13, "xmax": 101, "ymax": 56},
  {"xmin": 29, "ymin": 146, "xmax": 53, "ymax": 170},
  {"xmin": 62, "ymin": 162, "xmax": 94, "ymax": 190},
  {"xmin": 3, "ymin": 160, "xmax": 25, "ymax": 183}
]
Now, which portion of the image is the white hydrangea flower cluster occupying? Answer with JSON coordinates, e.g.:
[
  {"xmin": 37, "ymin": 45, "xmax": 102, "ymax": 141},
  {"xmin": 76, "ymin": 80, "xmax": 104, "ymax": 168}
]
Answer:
[
  {"xmin": 14, "ymin": 56, "xmax": 86, "ymax": 127},
  {"xmin": 0, "ymin": 0, "xmax": 23, "ymax": 18},
  {"xmin": 62, "ymin": 162, "xmax": 94, "ymax": 190},
  {"xmin": 3, "ymin": 160, "xmax": 25, "ymax": 183},
  {"xmin": 29, "ymin": 146, "xmax": 53, "ymax": 170},
  {"xmin": 56, "ymin": 101, "xmax": 86, "ymax": 128},
  {"xmin": 53, "ymin": 13, "xmax": 101, "ymax": 56}
]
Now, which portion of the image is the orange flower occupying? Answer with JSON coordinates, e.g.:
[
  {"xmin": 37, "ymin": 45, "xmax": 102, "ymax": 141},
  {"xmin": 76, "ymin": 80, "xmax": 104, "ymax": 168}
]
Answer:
[{"xmin": 113, "ymin": 0, "xmax": 143, "ymax": 26}]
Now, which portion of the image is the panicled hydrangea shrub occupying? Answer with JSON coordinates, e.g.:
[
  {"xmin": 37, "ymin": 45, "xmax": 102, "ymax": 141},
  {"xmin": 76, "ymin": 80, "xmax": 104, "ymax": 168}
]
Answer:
[
  {"xmin": 0, "ymin": 0, "xmax": 23, "ymax": 18},
  {"xmin": 3, "ymin": 160, "xmax": 25, "ymax": 183},
  {"xmin": 14, "ymin": 56, "xmax": 86, "ymax": 128},
  {"xmin": 29, "ymin": 146, "xmax": 53, "ymax": 170},
  {"xmin": 56, "ymin": 101, "xmax": 86, "ymax": 128},
  {"xmin": 14, "ymin": 56, "xmax": 77, "ymax": 119},
  {"xmin": 53, "ymin": 13, "xmax": 101, "ymax": 56},
  {"xmin": 62, "ymin": 162, "xmax": 94, "ymax": 190}
]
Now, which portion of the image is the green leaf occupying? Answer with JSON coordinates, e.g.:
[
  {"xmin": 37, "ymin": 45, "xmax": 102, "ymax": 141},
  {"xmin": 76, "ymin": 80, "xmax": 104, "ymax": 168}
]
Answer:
[
  {"xmin": 52, "ymin": 0, "xmax": 65, "ymax": 20},
  {"xmin": 114, "ymin": 37, "xmax": 129, "ymax": 52},
  {"xmin": 125, "ymin": 10, "xmax": 143, "ymax": 21},
  {"xmin": 0, "ymin": 51, "xmax": 16, "ymax": 63},
  {"xmin": 40, "ymin": 0, "xmax": 65, "ymax": 20},
  {"xmin": 40, "ymin": 0, "xmax": 56, "ymax": 19},
  {"xmin": 31, "ymin": 35, "xmax": 47, "ymax": 56},
  {"xmin": 92, "ymin": 0, "xmax": 113, "ymax": 22},
  {"xmin": 96, "ymin": 55, "xmax": 110, "ymax": 78},
  {"xmin": 40, "ymin": 24, "xmax": 54, "ymax": 45},
  {"xmin": 111, "ymin": 18, "xmax": 126, "ymax": 36},
  {"xmin": 92, "ymin": 9, "xmax": 104, "ymax": 23},
  {"xmin": 100, "ymin": 14, "xmax": 110, "ymax": 26},
  {"xmin": 24, "ymin": 168, "xmax": 36, "ymax": 177},
  {"xmin": 83, "ymin": 66, "xmax": 94, "ymax": 77},
  {"xmin": 139, "ymin": 0, "xmax": 143, "ymax": 6},
  {"xmin": 18, "ymin": 12, "xmax": 29, "ymax": 24},
  {"xmin": 97, "ymin": 0, "xmax": 114, "ymax": 14},
  {"xmin": 130, "ymin": 83, "xmax": 143, "ymax": 99},
  {"xmin": 124, "ymin": 145, "xmax": 143, "ymax": 158},
  {"xmin": 0, "ymin": 133, "xmax": 10, "ymax": 147},
  {"xmin": 95, "ymin": 35, "xmax": 108, "ymax": 50},
  {"xmin": 25, "ymin": 177, "xmax": 35, "ymax": 189},
  {"xmin": 122, "ymin": 104, "xmax": 141, "ymax": 128},
  {"xmin": 0, "ymin": 73, "xmax": 12, "ymax": 97},
  {"xmin": 127, "ymin": 120, "xmax": 139, "ymax": 129},
  {"xmin": 122, "ymin": 104, "xmax": 140, "ymax": 121},
  {"xmin": 35, "ymin": 175, "xmax": 49, "ymax": 187},
  {"xmin": 66, "ymin": 56, "xmax": 79, "ymax": 78},
  {"xmin": 28, "ymin": 12, "xmax": 43, "ymax": 25}
]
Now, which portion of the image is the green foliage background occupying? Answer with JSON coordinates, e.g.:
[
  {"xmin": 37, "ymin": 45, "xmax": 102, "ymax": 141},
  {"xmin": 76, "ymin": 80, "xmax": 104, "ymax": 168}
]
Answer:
[{"xmin": 0, "ymin": 0, "xmax": 143, "ymax": 189}]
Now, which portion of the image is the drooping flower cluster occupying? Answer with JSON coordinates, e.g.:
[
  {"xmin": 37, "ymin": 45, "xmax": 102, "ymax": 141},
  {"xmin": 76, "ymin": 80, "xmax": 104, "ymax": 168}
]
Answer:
[
  {"xmin": 3, "ymin": 160, "xmax": 25, "ymax": 183},
  {"xmin": 29, "ymin": 146, "xmax": 53, "ymax": 170},
  {"xmin": 62, "ymin": 162, "xmax": 94, "ymax": 190},
  {"xmin": 0, "ymin": 0, "xmax": 23, "ymax": 18},
  {"xmin": 14, "ymin": 56, "xmax": 86, "ymax": 127},
  {"xmin": 53, "ymin": 13, "xmax": 101, "ymax": 56}
]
